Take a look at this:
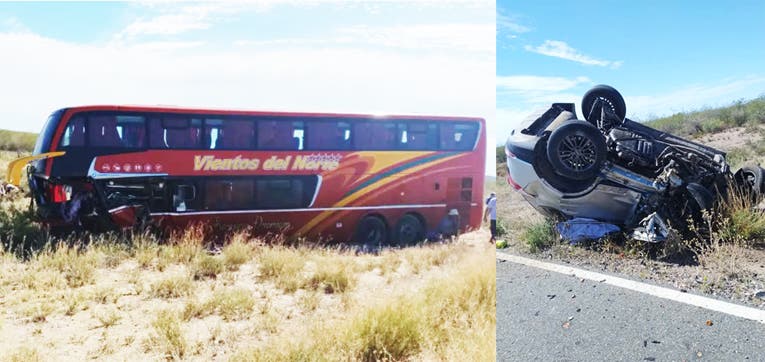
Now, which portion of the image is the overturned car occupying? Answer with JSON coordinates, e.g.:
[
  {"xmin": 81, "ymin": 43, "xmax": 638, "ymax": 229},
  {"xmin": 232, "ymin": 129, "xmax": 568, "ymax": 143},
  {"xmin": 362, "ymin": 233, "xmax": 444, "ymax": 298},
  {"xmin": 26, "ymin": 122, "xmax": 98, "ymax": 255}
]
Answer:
[{"xmin": 505, "ymin": 85, "xmax": 764, "ymax": 242}]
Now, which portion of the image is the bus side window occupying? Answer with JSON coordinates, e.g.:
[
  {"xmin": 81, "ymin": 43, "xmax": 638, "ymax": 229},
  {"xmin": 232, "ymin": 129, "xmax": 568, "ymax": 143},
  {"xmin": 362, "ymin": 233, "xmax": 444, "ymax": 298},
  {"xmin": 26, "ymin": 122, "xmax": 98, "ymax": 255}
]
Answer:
[
  {"xmin": 60, "ymin": 117, "xmax": 85, "ymax": 147},
  {"xmin": 148, "ymin": 118, "xmax": 167, "ymax": 148},
  {"xmin": 116, "ymin": 116, "xmax": 146, "ymax": 148},
  {"xmin": 162, "ymin": 117, "xmax": 201, "ymax": 149},
  {"xmin": 305, "ymin": 121, "xmax": 351, "ymax": 150},
  {"xmin": 89, "ymin": 116, "xmax": 124, "ymax": 147},
  {"xmin": 207, "ymin": 118, "xmax": 255, "ymax": 150},
  {"xmin": 258, "ymin": 120, "xmax": 303, "ymax": 150},
  {"xmin": 398, "ymin": 122, "xmax": 437, "ymax": 150},
  {"xmin": 353, "ymin": 122, "xmax": 396, "ymax": 150},
  {"xmin": 440, "ymin": 123, "xmax": 478, "ymax": 151}
]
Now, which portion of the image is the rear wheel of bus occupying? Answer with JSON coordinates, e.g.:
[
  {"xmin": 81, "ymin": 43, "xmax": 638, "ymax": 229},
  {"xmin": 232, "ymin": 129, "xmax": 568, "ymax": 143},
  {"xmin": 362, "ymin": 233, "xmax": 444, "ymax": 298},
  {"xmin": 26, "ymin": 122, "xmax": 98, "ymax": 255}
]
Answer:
[
  {"xmin": 394, "ymin": 214, "xmax": 424, "ymax": 246},
  {"xmin": 354, "ymin": 215, "xmax": 388, "ymax": 246}
]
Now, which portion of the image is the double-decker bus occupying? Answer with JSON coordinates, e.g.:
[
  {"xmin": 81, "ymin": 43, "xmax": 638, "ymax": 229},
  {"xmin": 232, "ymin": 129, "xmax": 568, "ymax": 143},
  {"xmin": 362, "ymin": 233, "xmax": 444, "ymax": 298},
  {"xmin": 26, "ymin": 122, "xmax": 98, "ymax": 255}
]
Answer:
[{"xmin": 8, "ymin": 106, "xmax": 485, "ymax": 245}]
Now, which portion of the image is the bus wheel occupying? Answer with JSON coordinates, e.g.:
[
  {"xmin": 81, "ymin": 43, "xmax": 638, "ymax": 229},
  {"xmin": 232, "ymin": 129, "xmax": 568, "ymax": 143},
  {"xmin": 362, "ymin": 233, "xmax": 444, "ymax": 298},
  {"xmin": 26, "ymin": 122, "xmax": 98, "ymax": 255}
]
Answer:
[
  {"xmin": 395, "ymin": 214, "xmax": 424, "ymax": 246},
  {"xmin": 355, "ymin": 216, "xmax": 388, "ymax": 246}
]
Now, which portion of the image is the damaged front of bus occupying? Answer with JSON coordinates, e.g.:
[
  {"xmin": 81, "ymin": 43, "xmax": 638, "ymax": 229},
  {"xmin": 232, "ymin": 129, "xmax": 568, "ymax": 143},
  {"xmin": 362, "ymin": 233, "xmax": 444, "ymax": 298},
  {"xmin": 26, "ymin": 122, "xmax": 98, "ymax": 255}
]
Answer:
[{"xmin": 8, "ymin": 108, "xmax": 150, "ymax": 233}]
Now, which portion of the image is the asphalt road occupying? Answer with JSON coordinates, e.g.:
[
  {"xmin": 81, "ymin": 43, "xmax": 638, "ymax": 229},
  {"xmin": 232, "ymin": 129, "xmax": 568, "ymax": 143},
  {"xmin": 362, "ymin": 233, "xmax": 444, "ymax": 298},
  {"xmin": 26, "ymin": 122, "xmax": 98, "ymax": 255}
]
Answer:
[{"xmin": 496, "ymin": 259, "xmax": 765, "ymax": 361}]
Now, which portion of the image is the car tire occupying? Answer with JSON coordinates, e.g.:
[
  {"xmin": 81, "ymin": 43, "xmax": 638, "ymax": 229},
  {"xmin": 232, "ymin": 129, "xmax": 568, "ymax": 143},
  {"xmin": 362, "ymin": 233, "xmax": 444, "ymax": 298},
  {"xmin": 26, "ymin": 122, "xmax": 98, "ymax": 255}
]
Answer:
[
  {"xmin": 582, "ymin": 85, "xmax": 627, "ymax": 126},
  {"xmin": 546, "ymin": 120, "xmax": 607, "ymax": 181},
  {"xmin": 684, "ymin": 182, "xmax": 714, "ymax": 219},
  {"xmin": 733, "ymin": 165, "xmax": 765, "ymax": 202},
  {"xmin": 394, "ymin": 214, "xmax": 424, "ymax": 246},
  {"xmin": 354, "ymin": 216, "xmax": 388, "ymax": 246}
]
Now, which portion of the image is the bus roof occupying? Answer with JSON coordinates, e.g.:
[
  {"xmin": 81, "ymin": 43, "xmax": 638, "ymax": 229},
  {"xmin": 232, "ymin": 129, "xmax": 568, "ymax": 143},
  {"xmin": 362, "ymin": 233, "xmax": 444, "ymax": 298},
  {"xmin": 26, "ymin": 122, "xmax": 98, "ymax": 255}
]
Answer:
[{"xmin": 58, "ymin": 105, "xmax": 485, "ymax": 123}]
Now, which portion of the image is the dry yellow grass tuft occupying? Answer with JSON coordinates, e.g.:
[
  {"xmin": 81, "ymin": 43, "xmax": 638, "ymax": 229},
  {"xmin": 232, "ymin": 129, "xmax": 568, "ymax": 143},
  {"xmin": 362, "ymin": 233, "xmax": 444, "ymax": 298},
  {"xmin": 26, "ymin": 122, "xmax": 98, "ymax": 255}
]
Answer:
[
  {"xmin": 222, "ymin": 234, "xmax": 255, "ymax": 271},
  {"xmin": 34, "ymin": 244, "xmax": 97, "ymax": 288},
  {"xmin": 190, "ymin": 253, "xmax": 224, "ymax": 280},
  {"xmin": 257, "ymin": 247, "xmax": 306, "ymax": 292},
  {"xmin": 4, "ymin": 346, "xmax": 42, "ymax": 362},
  {"xmin": 146, "ymin": 309, "xmax": 188, "ymax": 360},
  {"xmin": 149, "ymin": 274, "xmax": 194, "ymax": 299},
  {"xmin": 304, "ymin": 257, "xmax": 356, "ymax": 294}
]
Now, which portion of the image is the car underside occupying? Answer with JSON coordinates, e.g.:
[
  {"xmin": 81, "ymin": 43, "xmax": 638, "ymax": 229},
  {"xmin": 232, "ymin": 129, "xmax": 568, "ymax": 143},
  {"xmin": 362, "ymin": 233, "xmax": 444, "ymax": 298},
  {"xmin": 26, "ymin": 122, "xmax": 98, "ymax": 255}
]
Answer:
[{"xmin": 505, "ymin": 85, "xmax": 764, "ymax": 242}]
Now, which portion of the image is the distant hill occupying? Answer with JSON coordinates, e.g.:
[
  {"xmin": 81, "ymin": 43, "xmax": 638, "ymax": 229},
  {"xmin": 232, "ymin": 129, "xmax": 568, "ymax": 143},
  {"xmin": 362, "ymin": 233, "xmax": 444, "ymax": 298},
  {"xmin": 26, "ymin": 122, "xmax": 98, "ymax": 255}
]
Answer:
[
  {"xmin": 645, "ymin": 95, "xmax": 765, "ymax": 137},
  {"xmin": 0, "ymin": 129, "xmax": 37, "ymax": 152}
]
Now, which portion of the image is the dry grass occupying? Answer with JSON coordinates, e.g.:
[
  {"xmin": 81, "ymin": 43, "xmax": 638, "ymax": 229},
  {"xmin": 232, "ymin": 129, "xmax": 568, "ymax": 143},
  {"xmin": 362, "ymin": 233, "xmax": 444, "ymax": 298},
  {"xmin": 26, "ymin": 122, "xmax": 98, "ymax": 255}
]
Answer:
[
  {"xmin": 257, "ymin": 247, "xmax": 306, "ymax": 292},
  {"xmin": 190, "ymin": 253, "xmax": 224, "ymax": 280},
  {"xmin": 0, "ymin": 201, "xmax": 493, "ymax": 361},
  {"xmin": 229, "ymin": 245, "xmax": 495, "ymax": 361},
  {"xmin": 207, "ymin": 288, "xmax": 256, "ymax": 321},
  {"xmin": 222, "ymin": 233, "xmax": 255, "ymax": 270},
  {"xmin": 149, "ymin": 274, "xmax": 194, "ymax": 299},
  {"xmin": 4, "ymin": 346, "xmax": 42, "ymax": 362},
  {"xmin": 304, "ymin": 257, "xmax": 356, "ymax": 294},
  {"xmin": 146, "ymin": 310, "xmax": 188, "ymax": 360},
  {"xmin": 34, "ymin": 244, "xmax": 98, "ymax": 288}
]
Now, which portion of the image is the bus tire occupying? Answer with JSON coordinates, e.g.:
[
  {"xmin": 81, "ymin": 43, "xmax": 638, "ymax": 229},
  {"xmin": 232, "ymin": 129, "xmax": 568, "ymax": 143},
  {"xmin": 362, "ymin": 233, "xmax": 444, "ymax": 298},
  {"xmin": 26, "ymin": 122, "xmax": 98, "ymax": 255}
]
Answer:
[
  {"xmin": 395, "ymin": 214, "xmax": 424, "ymax": 246},
  {"xmin": 354, "ymin": 216, "xmax": 388, "ymax": 246}
]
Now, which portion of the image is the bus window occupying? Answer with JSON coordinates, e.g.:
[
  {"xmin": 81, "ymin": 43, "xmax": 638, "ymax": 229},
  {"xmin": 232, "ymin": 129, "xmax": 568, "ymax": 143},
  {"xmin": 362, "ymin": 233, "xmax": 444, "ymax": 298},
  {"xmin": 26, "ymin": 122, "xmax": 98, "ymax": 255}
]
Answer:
[
  {"xmin": 305, "ymin": 121, "xmax": 351, "ymax": 150},
  {"xmin": 353, "ymin": 122, "xmax": 396, "ymax": 150},
  {"xmin": 398, "ymin": 122, "xmax": 438, "ymax": 150},
  {"xmin": 258, "ymin": 120, "xmax": 303, "ymax": 150},
  {"xmin": 150, "ymin": 117, "xmax": 201, "ymax": 149},
  {"xmin": 257, "ymin": 178, "xmax": 304, "ymax": 208},
  {"xmin": 204, "ymin": 179, "xmax": 255, "ymax": 210},
  {"xmin": 116, "ymin": 116, "xmax": 147, "ymax": 148},
  {"xmin": 440, "ymin": 122, "xmax": 479, "ymax": 151},
  {"xmin": 205, "ymin": 118, "xmax": 256, "ymax": 150},
  {"xmin": 59, "ymin": 117, "xmax": 85, "ymax": 147},
  {"xmin": 88, "ymin": 115, "xmax": 146, "ymax": 148}
]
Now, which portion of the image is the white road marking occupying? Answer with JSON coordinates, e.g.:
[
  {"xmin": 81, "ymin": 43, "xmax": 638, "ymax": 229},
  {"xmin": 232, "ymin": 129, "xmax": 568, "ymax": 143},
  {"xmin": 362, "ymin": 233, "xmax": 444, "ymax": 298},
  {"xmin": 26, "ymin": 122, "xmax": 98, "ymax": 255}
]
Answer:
[{"xmin": 496, "ymin": 251, "xmax": 765, "ymax": 324}]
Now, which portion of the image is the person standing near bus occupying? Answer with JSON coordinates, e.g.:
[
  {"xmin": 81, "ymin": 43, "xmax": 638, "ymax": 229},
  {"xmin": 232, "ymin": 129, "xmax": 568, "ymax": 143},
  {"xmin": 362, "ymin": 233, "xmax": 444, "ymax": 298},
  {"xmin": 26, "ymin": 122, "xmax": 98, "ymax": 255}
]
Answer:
[{"xmin": 484, "ymin": 191, "xmax": 497, "ymax": 243}]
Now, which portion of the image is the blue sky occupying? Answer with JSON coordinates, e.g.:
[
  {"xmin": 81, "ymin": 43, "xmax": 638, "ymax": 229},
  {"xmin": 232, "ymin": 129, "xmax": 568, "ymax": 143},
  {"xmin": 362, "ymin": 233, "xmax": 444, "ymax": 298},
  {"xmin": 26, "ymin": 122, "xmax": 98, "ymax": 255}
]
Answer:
[
  {"xmin": 497, "ymin": 0, "xmax": 765, "ymax": 143},
  {"xmin": 0, "ymin": 1, "xmax": 495, "ymax": 173}
]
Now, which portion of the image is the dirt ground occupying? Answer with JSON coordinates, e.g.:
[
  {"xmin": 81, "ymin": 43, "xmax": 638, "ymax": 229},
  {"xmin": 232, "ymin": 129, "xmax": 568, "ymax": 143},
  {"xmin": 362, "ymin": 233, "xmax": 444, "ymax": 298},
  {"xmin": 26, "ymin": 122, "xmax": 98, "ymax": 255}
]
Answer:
[{"xmin": 0, "ymin": 229, "xmax": 495, "ymax": 361}]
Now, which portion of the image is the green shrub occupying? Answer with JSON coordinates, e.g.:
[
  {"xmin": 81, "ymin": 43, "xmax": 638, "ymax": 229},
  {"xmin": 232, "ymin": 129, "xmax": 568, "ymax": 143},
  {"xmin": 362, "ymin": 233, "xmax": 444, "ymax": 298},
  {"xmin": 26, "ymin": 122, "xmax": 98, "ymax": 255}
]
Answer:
[{"xmin": 522, "ymin": 219, "xmax": 556, "ymax": 252}]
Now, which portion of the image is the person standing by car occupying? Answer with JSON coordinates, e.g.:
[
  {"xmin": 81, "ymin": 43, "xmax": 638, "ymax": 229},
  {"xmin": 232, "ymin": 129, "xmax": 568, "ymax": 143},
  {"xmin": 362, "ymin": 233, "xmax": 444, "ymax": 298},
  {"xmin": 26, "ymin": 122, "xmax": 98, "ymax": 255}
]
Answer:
[{"xmin": 484, "ymin": 192, "xmax": 497, "ymax": 243}]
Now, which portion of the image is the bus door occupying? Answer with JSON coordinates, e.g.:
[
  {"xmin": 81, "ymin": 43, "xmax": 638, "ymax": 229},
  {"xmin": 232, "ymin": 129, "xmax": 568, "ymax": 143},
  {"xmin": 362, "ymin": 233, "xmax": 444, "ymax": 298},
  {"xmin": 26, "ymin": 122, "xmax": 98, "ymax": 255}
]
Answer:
[{"xmin": 446, "ymin": 176, "xmax": 474, "ymax": 231}]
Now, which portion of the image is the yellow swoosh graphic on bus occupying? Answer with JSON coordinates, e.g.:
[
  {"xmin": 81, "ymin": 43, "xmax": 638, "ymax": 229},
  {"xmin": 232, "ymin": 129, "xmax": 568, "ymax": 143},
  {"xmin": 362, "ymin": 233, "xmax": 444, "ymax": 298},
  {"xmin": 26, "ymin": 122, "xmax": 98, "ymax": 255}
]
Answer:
[
  {"xmin": 297, "ymin": 153, "xmax": 463, "ymax": 235},
  {"xmin": 351, "ymin": 151, "xmax": 432, "ymax": 183}
]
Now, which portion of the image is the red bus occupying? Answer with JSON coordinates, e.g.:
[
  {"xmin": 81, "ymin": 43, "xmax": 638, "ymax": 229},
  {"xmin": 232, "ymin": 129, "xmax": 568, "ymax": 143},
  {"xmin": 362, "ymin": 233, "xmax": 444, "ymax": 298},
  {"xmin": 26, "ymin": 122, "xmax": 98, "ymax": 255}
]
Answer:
[{"xmin": 9, "ymin": 106, "xmax": 485, "ymax": 245}]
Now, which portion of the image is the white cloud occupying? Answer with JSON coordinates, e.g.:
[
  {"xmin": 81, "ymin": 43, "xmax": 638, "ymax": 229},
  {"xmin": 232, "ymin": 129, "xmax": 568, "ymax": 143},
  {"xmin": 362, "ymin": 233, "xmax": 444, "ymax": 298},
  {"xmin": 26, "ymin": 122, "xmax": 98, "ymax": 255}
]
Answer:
[
  {"xmin": 116, "ymin": 3, "xmax": 234, "ymax": 38},
  {"xmin": 234, "ymin": 23, "xmax": 495, "ymax": 54},
  {"xmin": 524, "ymin": 40, "xmax": 622, "ymax": 69},
  {"xmin": 337, "ymin": 24, "xmax": 495, "ymax": 53},
  {"xmin": 496, "ymin": 12, "xmax": 530, "ymax": 34}
]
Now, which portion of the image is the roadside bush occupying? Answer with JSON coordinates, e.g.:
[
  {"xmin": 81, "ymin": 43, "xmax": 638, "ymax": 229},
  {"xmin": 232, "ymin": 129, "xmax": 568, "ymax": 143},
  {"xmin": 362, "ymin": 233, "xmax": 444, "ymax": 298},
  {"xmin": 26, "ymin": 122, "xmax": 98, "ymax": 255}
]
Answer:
[
  {"xmin": 0, "ymin": 197, "xmax": 47, "ymax": 254},
  {"xmin": 521, "ymin": 219, "xmax": 556, "ymax": 252}
]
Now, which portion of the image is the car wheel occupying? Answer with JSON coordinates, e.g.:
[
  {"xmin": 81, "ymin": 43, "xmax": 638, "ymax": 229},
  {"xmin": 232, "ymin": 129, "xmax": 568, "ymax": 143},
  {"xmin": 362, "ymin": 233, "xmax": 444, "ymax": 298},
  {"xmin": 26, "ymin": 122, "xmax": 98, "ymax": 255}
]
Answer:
[
  {"xmin": 582, "ymin": 85, "xmax": 627, "ymax": 126},
  {"xmin": 354, "ymin": 216, "xmax": 388, "ymax": 246},
  {"xmin": 395, "ymin": 214, "xmax": 424, "ymax": 246},
  {"xmin": 733, "ymin": 165, "xmax": 765, "ymax": 202},
  {"xmin": 546, "ymin": 120, "xmax": 607, "ymax": 181},
  {"xmin": 684, "ymin": 182, "xmax": 714, "ymax": 219}
]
